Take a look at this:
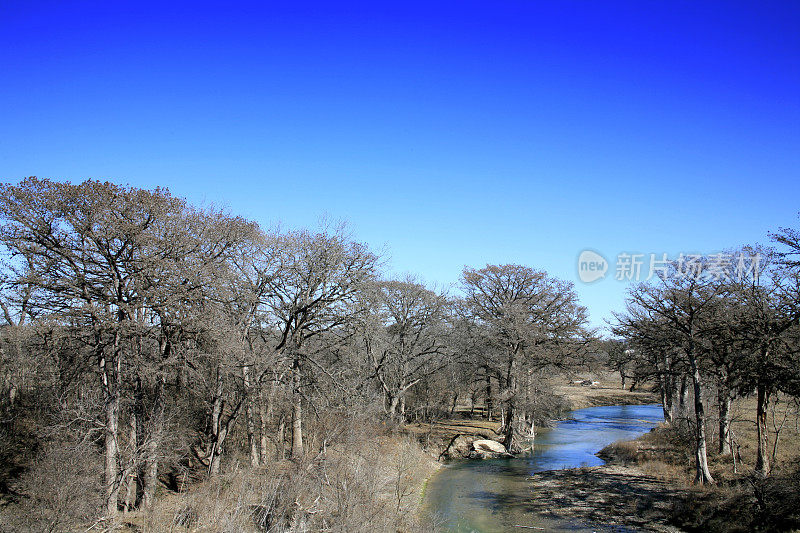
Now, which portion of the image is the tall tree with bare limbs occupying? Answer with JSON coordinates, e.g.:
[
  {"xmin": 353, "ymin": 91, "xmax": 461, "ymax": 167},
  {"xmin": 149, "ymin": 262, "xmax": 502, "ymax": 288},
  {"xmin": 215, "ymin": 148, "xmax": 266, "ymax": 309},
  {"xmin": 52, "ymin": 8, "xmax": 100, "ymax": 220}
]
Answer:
[
  {"xmin": 264, "ymin": 227, "xmax": 378, "ymax": 459},
  {"xmin": 730, "ymin": 244, "xmax": 800, "ymax": 476},
  {"xmin": 621, "ymin": 263, "xmax": 723, "ymax": 485},
  {"xmin": 0, "ymin": 177, "xmax": 255, "ymax": 515},
  {"xmin": 361, "ymin": 277, "xmax": 450, "ymax": 421},
  {"xmin": 460, "ymin": 264, "xmax": 590, "ymax": 453},
  {"xmin": 137, "ymin": 203, "xmax": 258, "ymax": 488},
  {"xmin": 0, "ymin": 178, "xmax": 183, "ymax": 516}
]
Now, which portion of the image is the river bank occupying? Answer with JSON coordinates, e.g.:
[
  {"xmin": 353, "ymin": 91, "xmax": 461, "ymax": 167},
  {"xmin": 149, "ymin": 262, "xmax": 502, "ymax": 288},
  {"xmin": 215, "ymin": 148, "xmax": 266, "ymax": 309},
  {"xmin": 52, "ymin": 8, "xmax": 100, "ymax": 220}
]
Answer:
[
  {"xmin": 526, "ymin": 459, "xmax": 689, "ymax": 532},
  {"xmin": 527, "ymin": 464, "xmax": 687, "ymax": 532},
  {"xmin": 523, "ymin": 394, "xmax": 800, "ymax": 533},
  {"xmin": 416, "ymin": 378, "xmax": 789, "ymax": 532}
]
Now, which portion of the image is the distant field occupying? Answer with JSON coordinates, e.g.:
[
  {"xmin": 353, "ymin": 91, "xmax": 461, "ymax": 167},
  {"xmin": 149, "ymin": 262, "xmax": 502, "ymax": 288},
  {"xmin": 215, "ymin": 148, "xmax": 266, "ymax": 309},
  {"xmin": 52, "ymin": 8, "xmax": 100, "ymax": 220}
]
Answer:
[{"xmin": 552, "ymin": 371, "xmax": 659, "ymax": 410}]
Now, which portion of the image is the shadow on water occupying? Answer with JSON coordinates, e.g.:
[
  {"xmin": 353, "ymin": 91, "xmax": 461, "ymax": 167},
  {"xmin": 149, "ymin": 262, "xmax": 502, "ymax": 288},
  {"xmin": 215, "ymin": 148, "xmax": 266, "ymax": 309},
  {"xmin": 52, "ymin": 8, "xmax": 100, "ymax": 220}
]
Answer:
[{"xmin": 425, "ymin": 404, "xmax": 663, "ymax": 532}]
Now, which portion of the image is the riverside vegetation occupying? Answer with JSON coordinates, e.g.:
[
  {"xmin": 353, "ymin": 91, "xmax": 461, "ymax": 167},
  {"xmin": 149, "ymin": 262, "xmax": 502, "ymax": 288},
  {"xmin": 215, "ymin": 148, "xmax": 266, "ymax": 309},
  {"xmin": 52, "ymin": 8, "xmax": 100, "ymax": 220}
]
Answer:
[{"xmin": 0, "ymin": 178, "xmax": 798, "ymax": 532}]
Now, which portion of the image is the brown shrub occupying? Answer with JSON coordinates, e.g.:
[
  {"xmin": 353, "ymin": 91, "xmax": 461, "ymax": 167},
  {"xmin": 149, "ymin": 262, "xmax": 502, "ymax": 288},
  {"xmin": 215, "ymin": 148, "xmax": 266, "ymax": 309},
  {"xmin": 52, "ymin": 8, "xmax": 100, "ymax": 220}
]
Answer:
[
  {"xmin": 0, "ymin": 441, "xmax": 103, "ymax": 533},
  {"xmin": 137, "ymin": 420, "xmax": 438, "ymax": 533}
]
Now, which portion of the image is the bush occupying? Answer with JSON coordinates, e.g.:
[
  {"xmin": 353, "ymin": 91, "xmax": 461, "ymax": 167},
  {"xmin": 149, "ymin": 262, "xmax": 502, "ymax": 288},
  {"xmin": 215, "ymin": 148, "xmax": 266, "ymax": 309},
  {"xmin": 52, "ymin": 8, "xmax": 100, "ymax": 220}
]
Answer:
[
  {"xmin": 139, "ymin": 418, "xmax": 437, "ymax": 532},
  {"xmin": 0, "ymin": 441, "xmax": 103, "ymax": 533}
]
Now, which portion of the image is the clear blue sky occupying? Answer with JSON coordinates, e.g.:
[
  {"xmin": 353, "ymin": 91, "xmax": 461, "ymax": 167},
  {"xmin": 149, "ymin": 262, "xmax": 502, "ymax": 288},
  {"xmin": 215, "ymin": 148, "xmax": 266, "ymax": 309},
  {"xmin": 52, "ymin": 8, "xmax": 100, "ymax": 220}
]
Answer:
[{"xmin": 2, "ymin": 1, "xmax": 799, "ymax": 331}]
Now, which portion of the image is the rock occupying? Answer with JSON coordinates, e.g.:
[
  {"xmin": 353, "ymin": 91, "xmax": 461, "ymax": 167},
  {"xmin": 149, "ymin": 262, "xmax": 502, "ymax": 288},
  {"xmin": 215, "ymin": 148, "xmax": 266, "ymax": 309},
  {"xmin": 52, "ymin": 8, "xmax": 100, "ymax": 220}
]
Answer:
[
  {"xmin": 470, "ymin": 439, "xmax": 512, "ymax": 459},
  {"xmin": 472, "ymin": 439, "xmax": 507, "ymax": 454},
  {"xmin": 439, "ymin": 430, "xmax": 511, "ymax": 461},
  {"xmin": 451, "ymin": 435, "xmax": 474, "ymax": 457},
  {"xmin": 441, "ymin": 434, "xmax": 477, "ymax": 459}
]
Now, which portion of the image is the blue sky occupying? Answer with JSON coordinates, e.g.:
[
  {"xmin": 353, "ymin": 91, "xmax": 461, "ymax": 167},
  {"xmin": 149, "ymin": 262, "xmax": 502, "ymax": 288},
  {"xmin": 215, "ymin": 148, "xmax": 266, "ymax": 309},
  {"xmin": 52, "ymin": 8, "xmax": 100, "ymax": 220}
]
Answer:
[{"xmin": 2, "ymin": 1, "xmax": 799, "ymax": 330}]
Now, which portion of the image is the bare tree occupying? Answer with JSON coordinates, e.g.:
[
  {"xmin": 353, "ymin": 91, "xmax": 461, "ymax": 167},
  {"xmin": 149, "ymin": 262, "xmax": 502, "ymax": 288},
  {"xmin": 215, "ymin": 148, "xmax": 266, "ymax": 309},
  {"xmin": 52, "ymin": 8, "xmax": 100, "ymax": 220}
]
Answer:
[
  {"xmin": 731, "ymin": 245, "xmax": 800, "ymax": 476},
  {"xmin": 263, "ymin": 227, "xmax": 378, "ymax": 459},
  {"xmin": 460, "ymin": 264, "xmax": 590, "ymax": 453},
  {"xmin": 0, "ymin": 178, "xmax": 257, "ymax": 513},
  {"xmin": 622, "ymin": 265, "xmax": 722, "ymax": 485},
  {"xmin": 361, "ymin": 277, "xmax": 449, "ymax": 421},
  {"xmin": 0, "ymin": 178, "xmax": 189, "ymax": 516}
]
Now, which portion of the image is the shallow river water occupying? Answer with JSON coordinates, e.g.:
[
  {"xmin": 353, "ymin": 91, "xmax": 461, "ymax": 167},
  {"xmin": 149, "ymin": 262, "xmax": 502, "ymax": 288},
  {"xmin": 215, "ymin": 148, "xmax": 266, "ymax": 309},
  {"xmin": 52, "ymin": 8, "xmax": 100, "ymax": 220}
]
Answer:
[{"xmin": 425, "ymin": 404, "xmax": 664, "ymax": 532}]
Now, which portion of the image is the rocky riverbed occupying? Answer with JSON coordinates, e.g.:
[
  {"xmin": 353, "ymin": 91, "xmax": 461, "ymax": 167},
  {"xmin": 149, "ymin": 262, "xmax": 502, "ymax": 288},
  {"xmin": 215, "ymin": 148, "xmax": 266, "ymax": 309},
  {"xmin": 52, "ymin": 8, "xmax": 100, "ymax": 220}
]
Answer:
[{"xmin": 526, "ymin": 464, "xmax": 688, "ymax": 532}]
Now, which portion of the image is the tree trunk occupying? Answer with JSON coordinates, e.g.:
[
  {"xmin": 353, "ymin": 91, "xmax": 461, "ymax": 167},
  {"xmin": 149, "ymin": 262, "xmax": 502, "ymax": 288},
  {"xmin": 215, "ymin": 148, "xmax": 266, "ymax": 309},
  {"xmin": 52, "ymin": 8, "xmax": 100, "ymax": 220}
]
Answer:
[
  {"xmin": 207, "ymin": 368, "xmax": 224, "ymax": 476},
  {"xmin": 259, "ymin": 387, "xmax": 270, "ymax": 465},
  {"xmin": 141, "ymin": 377, "xmax": 164, "ymax": 509},
  {"xmin": 208, "ymin": 400, "xmax": 242, "ymax": 477},
  {"xmin": 101, "ymin": 329, "xmax": 122, "ymax": 519},
  {"xmin": 485, "ymin": 372, "xmax": 493, "ymax": 421},
  {"xmin": 291, "ymin": 354, "xmax": 304, "ymax": 459},
  {"xmin": 208, "ymin": 425, "xmax": 227, "ymax": 476},
  {"xmin": 242, "ymin": 365, "xmax": 260, "ymax": 467},
  {"xmin": 104, "ymin": 376, "xmax": 120, "ymax": 518},
  {"xmin": 277, "ymin": 418, "xmax": 286, "ymax": 460},
  {"xmin": 688, "ymin": 350, "xmax": 714, "ymax": 485},
  {"xmin": 755, "ymin": 381, "xmax": 770, "ymax": 476},
  {"xmin": 659, "ymin": 374, "xmax": 671, "ymax": 424},
  {"xmin": 122, "ymin": 406, "xmax": 137, "ymax": 513},
  {"xmin": 502, "ymin": 406, "xmax": 529, "ymax": 454},
  {"xmin": 669, "ymin": 376, "xmax": 679, "ymax": 421},
  {"xmin": 502, "ymin": 353, "xmax": 520, "ymax": 453},
  {"xmin": 141, "ymin": 438, "xmax": 159, "ymax": 508},
  {"xmin": 677, "ymin": 375, "xmax": 689, "ymax": 424},
  {"xmin": 718, "ymin": 382, "xmax": 732, "ymax": 456},
  {"xmin": 129, "ymin": 376, "xmax": 145, "ymax": 511},
  {"xmin": 659, "ymin": 354, "xmax": 674, "ymax": 424},
  {"xmin": 388, "ymin": 393, "xmax": 400, "ymax": 419},
  {"xmin": 502, "ymin": 403, "xmax": 515, "ymax": 450}
]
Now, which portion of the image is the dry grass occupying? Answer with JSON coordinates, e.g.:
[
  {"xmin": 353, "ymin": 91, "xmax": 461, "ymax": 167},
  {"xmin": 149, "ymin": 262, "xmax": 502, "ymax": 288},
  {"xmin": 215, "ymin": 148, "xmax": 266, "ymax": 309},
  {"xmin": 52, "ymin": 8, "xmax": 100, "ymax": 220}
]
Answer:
[
  {"xmin": 600, "ymin": 425, "xmax": 693, "ymax": 478},
  {"xmin": 0, "ymin": 441, "xmax": 103, "ymax": 533},
  {"xmin": 119, "ymin": 431, "xmax": 440, "ymax": 533},
  {"xmin": 595, "ymin": 394, "xmax": 800, "ymax": 532},
  {"xmin": 553, "ymin": 371, "xmax": 659, "ymax": 410},
  {"xmin": 710, "ymin": 394, "xmax": 800, "ymax": 479},
  {"xmin": 0, "ymin": 414, "xmax": 441, "ymax": 533}
]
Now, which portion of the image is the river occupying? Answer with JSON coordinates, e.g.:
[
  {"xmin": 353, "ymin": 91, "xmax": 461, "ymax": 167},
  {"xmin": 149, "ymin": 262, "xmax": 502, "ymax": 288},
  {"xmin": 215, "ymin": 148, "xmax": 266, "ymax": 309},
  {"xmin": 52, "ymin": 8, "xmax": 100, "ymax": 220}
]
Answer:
[{"xmin": 425, "ymin": 404, "xmax": 664, "ymax": 532}]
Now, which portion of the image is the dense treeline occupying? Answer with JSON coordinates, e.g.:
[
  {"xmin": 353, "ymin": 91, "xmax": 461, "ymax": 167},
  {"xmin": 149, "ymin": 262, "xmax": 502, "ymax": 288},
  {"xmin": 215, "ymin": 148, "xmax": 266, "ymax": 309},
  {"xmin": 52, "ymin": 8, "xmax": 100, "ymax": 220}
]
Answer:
[
  {"xmin": 3, "ymin": 177, "xmax": 798, "ymax": 532},
  {"xmin": 0, "ymin": 178, "xmax": 593, "ymax": 530},
  {"xmin": 611, "ymin": 242, "xmax": 800, "ymax": 485}
]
